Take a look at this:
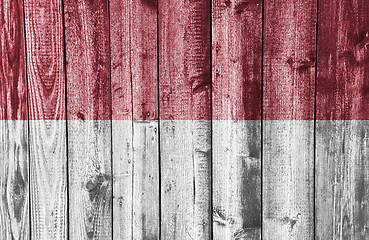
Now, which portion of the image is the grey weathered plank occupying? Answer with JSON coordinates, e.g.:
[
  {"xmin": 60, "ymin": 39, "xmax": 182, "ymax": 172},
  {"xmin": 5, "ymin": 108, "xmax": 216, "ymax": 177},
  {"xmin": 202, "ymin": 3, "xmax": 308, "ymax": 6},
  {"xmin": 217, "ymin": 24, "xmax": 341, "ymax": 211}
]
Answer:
[
  {"xmin": 212, "ymin": 121, "xmax": 261, "ymax": 239},
  {"xmin": 316, "ymin": 121, "xmax": 369, "ymax": 239},
  {"xmin": 0, "ymin": 0, "xmax": 29, "ymax": 239},
  {"xmin": 263, "ymin": 121, "xmax": 314, "ymax": 239},
  {"xmin": 0, "ymin": 121, "xmax": 29, "ymax": 240},
  {"xmin": 63, "ymin": 0, "xmax": 112, "ymax": 238},
  {"xmin": 316, "ymin": 0, "xmax": 369, "ymax": 238},
  {"xmin": 23, "ymin": 0, "xmax": 68, "ymax": 238},
  {"xmin": 159, "ymin": 120, "xmax": 212, "ymax": 240},
  {"xmin": 262, "ymin": 0, "xmax": 317, "ymax": 238},
  {"xmin": 212, "ymin": 0, "xmax": 262, "ymax": 239},
  {"xmin": 158, "ymin": 0, "xmax": 212, "ymax": 238},
  {"xmin": 132, "ymin": 121, "xmax": 159, "ymax": 239}
]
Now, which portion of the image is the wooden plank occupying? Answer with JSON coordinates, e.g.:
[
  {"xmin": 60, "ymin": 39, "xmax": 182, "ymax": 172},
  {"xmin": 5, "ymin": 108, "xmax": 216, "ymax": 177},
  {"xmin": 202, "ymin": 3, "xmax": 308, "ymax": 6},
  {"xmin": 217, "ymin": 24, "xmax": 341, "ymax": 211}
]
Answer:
[
  {"xmin": 316, "ymin": 0, "xmax": 369, "ymax": 239},
  {"xmin": 158, "ymin": 0, "xmax": 212, "ymax": 239},
  {"xmin": 132, "ymin": 120, "xmax": 159, "ymax": 239},
  {"xmin": 212, "ymin": 121, "xmax": 261, "ymax": 239},
  {"xmin": 316, "ymin": 121, "xmax": 369, "ymax": 239},
  {"xmin": 110, "ymin": 0, "xmax": 159, "ymax": 238},
  {"xmin": 23, "ymin": 0, "xmax": 67, "ymax": 238},
  {"xmin": 0, "ymin": 1, "xmax": 29, "ymax": 239},
  {"xmin": 212, "ymin": 0, "xmax": 262, "ymax": 239},
  {"xmin": 109, "ymin": 0, "xmax": 133, "ymax": 238},
  {"xmin": 63, "ymin": 0, "xmax": 112, "ymax": 238},
  {"xmin": 263, "ymin": 121, "xmax": 314, "ymax": 239},
  {"xmin": 130, "ymin": 0, "xmax": 159, "ymax": 239},
  {"xmin": 262, "ymin": 0, "xmax": 317, "ymax": 239},
  {"xmin": 0, "ymin": 121, "xmax": 29, "ymax": 240},
  {"xmin": 0, "ymin": 0, "xmax": 28, "ymax": 121}
]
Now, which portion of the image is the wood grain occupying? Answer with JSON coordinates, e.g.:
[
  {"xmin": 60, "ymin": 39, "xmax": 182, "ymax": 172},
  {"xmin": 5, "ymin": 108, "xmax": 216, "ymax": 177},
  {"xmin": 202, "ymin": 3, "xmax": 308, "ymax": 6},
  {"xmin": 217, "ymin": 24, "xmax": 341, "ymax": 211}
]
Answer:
[
  {"xmin": 316, "ymin": 121, "xmax": 369, "ymax": 240},
  {"xmin": 212, "ymin": 0, "xmax": 262, "ymax": 239},
  {"xmin": 109, "ymin": 0, "xmax": 133, "ymax": 238},
  {"xmin": 64, "ymin": 0, "xmax": 112, "ymax": 238},
  {"xmin": 23, "ymin": 0, "xmax": 67, "ymax": 238},
  {"xmin": 159, "ymin": 0, "xmax": 212, "ymax": 238},
  {"xmin": 0, "ymin": 0, "xmax": 27, "ymax": 120},
  {"xmin": 212, "ymin": 121, "xmax": 261, "ymax": 239},
  {"xmin": 110, "ymin": 0, "xmax": 159, "ymax": 238},
  {"xmin": 263, "ymin": 0, "xmax": 316, "ymax": 239},
  {"xmin": 0, "ymin": 2, "xmax": 29, "ymax": 238},
  {"xmin": 0, "ymin": 121, "xmax": 29, "ymax": 240},
  {"xmin": 132, "ymin": 121, "xmax": 159, "ymax": 240},
  {"xmin": 130, "ymin": 0, "xmax": 159, "ymax": 239},
  {"xmin": 316, "ymin": 0, "xmax": 369, "ymax": 239}
]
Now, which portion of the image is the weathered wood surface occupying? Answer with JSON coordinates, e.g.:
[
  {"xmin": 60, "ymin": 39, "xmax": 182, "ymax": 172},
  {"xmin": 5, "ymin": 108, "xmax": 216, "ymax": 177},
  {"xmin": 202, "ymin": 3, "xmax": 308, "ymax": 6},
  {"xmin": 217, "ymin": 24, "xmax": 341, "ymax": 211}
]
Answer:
[
  {"xmin": 109, "ymin": 0, "xmax": 133, "ymax": 238},
  {"xmin": 0, "ymin": 121, "xmax": 29, "ymax": 240},
  {"xmin": 110, "ymin": 0, "xmax": 159, "ymax": 239},
  {"xmin": 64, "ymin": 0, "xmax": 112, "ymax": 239},
  {"xmin": 3, "ymin": 0, "xmax": 369, "ymax": 238},
  {"xmin": 24, "ymin": 0, "xmax": 67, "ymax": 238},
  {"xmin": 316, "ymin": 0, "xmax": 369, "ymax": 239},
  {"xmin": 263, "ymin": 0, "xmax": 316, "ymax": 239},
  {"xmin": 0, "ymin": 1, "xmax": 29, "ymax": 239},
  {"xmin": 130, "ymin": 0, "xmax": 160, "ymax": 238},
  {"xmin": 159, "ymin": 0, "xmax": 212, "ymax": 239},
  {"xmin": 212, "ymin": 0, "xmax": 262, "ymax": 239},
  {"xmin": 316, "ymin": 121, "xmax": 369, "ymax": 240}
]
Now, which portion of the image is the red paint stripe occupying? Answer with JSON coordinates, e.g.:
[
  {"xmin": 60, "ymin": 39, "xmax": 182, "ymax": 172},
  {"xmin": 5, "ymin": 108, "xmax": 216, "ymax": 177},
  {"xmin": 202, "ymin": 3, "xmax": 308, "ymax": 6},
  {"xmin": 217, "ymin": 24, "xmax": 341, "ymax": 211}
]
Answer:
[{"xmin": 4, "ymin": 1, "xmax": 369, "ymax": 120}]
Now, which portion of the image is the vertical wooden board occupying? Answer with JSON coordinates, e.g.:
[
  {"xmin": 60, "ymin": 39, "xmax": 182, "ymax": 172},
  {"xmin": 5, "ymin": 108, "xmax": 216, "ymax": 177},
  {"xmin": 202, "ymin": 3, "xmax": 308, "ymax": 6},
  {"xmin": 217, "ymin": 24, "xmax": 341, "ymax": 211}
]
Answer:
[
  {"xmin": 212, "ymin": 0, "xmax": 262, "ymax": 239},
  {"xmin": 316, "ymin": 0, "xmax": 369, "ymax": 239},
  {"xmin": 0, "ymin": 121, "xmax": 29, "ymax": 240},
  {"xmin": 316, "ymin": 121, "xmax": 369, "ymax": 239},
  {"xmin": 109, "ymin": 0, "xmax": 159, "ymax": 238},
  {"xmin": 0, "ymin": 0, "xmax": 28, "ymax": 120},
  {"xmin": 64, "ymin": 0, "xmax": 112, "ymax": 238},
  {"xmin": 0, "ymin": 0, "xmax": 29, "ymax": 239},
  {"xmin": 67, "ymin": 120, "xmax": 111, "ymax": 240},
  {"xmin": 159, "ymin": 120, "xmax": 211, "ymax": 240},
  {"xmin": 23, "ymin": 0, "xmax": 67, "ymax": 238},
  {"xmin": 130, "ymin": 0, "xmax": 160, "ymax": 239},
  {"xmin": 316, "ymin": 0, "xmax": 369, "ymax": 121},
  {"xmin": 109, "ymin": 0, "xmax": 133, "ymax": 239},
  {"xmin": 263, "ymin": 0, "xmax": 316, "ymax": 239},
  {"xmin": 263, "ymin": 121, "xmax": 314, "ymax": 239},
  {"xmin": 159, "ymin": 0, "xmax": 212, "ymax": 238},
  {"xmin": 109, "ymin": 0, "xmax": 133, "ymax": 238},
  {"xmin": 212, "ymin": 121, "xmax": 261, "ymax": 239},
  {"xmin": 132, "ymin": 121, "xmax": 159, "ymax": 240}
]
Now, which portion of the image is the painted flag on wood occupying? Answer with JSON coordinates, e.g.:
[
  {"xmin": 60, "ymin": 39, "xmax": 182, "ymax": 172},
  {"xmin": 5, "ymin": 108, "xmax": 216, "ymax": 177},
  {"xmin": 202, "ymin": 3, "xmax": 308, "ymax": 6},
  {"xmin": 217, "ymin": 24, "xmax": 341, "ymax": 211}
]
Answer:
[{"xmin": 1, "ymin": 0, "xmax": 369, "ymax": 239}]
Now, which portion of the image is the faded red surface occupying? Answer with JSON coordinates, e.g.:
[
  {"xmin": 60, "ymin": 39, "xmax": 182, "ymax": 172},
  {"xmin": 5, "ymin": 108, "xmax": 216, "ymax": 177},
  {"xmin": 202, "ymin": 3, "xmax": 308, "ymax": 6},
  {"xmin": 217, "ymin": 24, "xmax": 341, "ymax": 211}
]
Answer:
[{"xmin": 4, "ymin": 0, "xmax": 369, "ymax": 120}]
